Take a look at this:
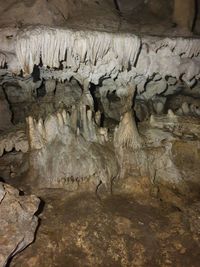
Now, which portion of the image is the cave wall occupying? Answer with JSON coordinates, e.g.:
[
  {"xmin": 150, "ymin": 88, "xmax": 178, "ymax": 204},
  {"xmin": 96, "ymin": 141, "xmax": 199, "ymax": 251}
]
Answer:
[{"xmin": 0, "ymin": 1, "xmax": 200, "ymax": 266}]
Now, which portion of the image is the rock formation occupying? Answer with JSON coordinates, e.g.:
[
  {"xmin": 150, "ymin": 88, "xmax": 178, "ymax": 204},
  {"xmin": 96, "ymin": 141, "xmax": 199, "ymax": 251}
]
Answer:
[
  {"xmin": 0, "ymin": 1, "xmax": 200, "ymax": 266},
  {"xmin": 0, "ymin": 182, "xmax": 40, "ymax": 267}
]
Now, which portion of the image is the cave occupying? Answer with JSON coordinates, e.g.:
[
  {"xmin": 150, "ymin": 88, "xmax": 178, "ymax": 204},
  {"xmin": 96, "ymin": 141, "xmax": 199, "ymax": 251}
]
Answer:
[{"xmin": 0, "ymin": 1, "xmax": 200, "ymax": 267}]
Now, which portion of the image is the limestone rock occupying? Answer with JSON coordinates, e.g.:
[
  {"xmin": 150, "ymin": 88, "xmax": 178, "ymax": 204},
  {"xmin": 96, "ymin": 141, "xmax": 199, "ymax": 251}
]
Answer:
[
  {"xmin": 0, "ymin": 182, "xmax": 40, "ymax": 267},
  {"xmin": 0, "ymin": 0, "xmax": 119, "ymax": 29},
  {"xmin": 27, "ymin": 107, "xmax": 118, "ymax": 191}
]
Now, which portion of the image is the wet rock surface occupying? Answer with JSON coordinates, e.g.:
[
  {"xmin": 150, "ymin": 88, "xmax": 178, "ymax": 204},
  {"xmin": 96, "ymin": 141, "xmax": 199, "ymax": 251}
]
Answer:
[
  {"xmin": 9, "ymin": 189, "xmax": 200, "ymax": 267},
  {"xmin": 0, "ymin": 182, "xmax": 40, "ymax": 267}
]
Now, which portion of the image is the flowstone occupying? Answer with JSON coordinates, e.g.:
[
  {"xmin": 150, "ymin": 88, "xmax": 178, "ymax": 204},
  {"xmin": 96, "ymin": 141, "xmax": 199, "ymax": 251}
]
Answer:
[{"xmin": 27, "ymin": 92, "xmax": 119, "ymax": 191}]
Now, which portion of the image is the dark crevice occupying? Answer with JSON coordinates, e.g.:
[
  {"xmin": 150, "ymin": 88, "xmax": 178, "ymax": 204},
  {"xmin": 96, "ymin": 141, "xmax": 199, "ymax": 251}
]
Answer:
[
  {"xmin": 89, "ymin": 83, "xmax": 99, "ymax": 112},
  {"xmin": 1, "ymin": 84, "xmax": 14, "ymax": 124},
  {"xmin": 0, "ymin": 176, "xmax": 5, "ymax": 183},
  {"xmin": 192, "ymin": 0, "xmax": 198, "ymax": 31},
  {"xmin": 36, "ymin": 83, "xmax": 46, "ymax": 98},
  {"xmin": 113, "ymin": 0, "xmax": 120, "ymax": 12},
  {"xmin": 32, "ymin": 65, "xmax": 40, "ymax": 82},
  {"xmin": 35, "ymin": 198, "xmax": 45, "ymax": 217}
]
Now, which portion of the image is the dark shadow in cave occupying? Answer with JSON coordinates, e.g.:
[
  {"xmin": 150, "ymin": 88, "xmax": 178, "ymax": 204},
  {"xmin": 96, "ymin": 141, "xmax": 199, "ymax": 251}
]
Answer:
[
  {"xmin": 31, "ymin": 64, "xmax": 41, "ymax": 82},
  {"xmin": 193, "ymin": 0, "xmax": 198, "ymax": 32},
  {"xmin": 113, "ymin": 0, "xmax": 120, "ymax": 12},
  {"xmin": 35, "ymin": 198, "xmax": 45, "ymax": 217},
  {"xmin": 89, "ymin": 83, "xmax": 99, "ymax": 112},
  {"xmin": 0, "ymin": 176, "xmax": 5, "ymax": 182},
  {"xmin": 89, "ymin": 83, "xmax": 106, "ymax": 127},
  {"xmin": 36, "ymin": 83, "xmax": 46, "ymax": 98},
  {"xmin": 1, "ymin": 83, "xmax": 14, "ymax": 125}
]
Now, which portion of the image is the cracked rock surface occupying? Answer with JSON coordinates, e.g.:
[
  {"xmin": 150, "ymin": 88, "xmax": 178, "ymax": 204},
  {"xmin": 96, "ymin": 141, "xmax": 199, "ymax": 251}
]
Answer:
[{"xmin": 0, "ymin": 182, "xmax": 40, "ymax": 267}]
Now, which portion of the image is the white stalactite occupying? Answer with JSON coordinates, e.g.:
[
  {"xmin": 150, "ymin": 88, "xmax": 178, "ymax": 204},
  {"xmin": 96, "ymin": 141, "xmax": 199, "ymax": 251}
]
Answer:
[
  {"xmin": 16, "ymin": 27, "xmax": 140, "ymax": 74},
  {"xmin": 0, "ymin": 26, "xmax": 199, "ymax": 91}
]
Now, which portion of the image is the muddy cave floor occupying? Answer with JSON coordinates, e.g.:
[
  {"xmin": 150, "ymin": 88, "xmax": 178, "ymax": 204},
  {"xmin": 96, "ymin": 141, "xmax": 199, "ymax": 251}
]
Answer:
[{"xmin": 6, "ymin": 178, "xmax": 200, "ymax": 267}]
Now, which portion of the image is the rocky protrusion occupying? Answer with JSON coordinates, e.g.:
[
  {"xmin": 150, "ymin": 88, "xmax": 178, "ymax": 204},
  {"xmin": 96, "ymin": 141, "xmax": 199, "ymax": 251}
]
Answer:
[
  {"xmin": 0, "ymin": 126, "xmax": 28, "ymax": 157},
  {"xmin": 0, "ymin": 182, "xmax": 40, "ymax": 267}
]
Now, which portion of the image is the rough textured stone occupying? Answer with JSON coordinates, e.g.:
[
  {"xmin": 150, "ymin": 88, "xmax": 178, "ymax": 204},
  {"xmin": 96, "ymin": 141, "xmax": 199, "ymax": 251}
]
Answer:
[
  {"xmin": 0, "ymin": 2, "xmax": 199, "ymax": 266},
  {"xmin": 0, "ymin": 0, "xmax": 119, "ymax": 29},
  {"xmin": 0, "ymin": 182, "xmax": 40, "ymax": 267},
  {"xmin": 0, "ymin": 87, "xmax": 12, "ymax": 131},
  {"xmin": 9, "ymin": 190, "xmax": 200, "ymax": 267}
]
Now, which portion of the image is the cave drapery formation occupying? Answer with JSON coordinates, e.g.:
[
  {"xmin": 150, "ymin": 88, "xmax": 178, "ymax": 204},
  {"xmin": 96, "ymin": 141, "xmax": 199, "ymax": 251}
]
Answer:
[{"xmin": 1, "ymin": 1, "xmax": 200, "ymax": 267}]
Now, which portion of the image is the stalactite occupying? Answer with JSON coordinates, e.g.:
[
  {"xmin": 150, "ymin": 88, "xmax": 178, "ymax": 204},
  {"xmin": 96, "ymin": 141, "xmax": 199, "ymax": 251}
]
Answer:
[{"xmin": 15, "ymin": 27, "xmax": 140, "ymax": 74}]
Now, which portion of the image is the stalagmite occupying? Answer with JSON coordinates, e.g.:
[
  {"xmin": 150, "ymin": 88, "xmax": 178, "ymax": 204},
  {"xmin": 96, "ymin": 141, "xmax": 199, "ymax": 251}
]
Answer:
[
  {"xmin": 114, "ymin": 111, "xmax": 143, "ymax": 149},
  {"xmin": 114, "ymin": 84, "xmax": 143, "ymax": 149}
]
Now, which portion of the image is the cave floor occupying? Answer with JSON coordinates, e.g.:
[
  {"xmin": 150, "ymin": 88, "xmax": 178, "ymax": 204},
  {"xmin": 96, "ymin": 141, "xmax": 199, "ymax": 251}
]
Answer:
[{"xmin": 9, "ymin": 189, "xmax": 200, "ymax": 267}]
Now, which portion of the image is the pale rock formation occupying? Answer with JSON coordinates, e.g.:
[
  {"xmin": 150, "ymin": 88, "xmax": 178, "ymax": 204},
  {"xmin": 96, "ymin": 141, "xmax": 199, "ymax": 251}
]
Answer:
[
  {"xmin": 114, "ymin": 111, "xmax": 143, "ymax": 150},
  {"xmin": 0, "ymin": 26, "xmax": 199, "ymax": 96},
  {"xmin": 180, "ymin": 102, "xmax": 190, "ymax": 115},
  {"xmin": 149, "ymin": 111, "xmax": 200, "ymax": 138},
  {"xmin": 0, "ymin": 125, "xmax": 28, "ymax": 156},
  {"xmin": 152, "ymin": 97, "xmax": 165, "ymax": 115},
  {"xmin": 15, "ymin": 27, "xmax": 140, "ymax": 75},
  {"xmin": 27, "ymin": 103, "xmax": 118, "ymax": 190},
  {"xmin": 114, "ymin": 110, "xmax": 148, "ymax": 179},
  {"xmin": 113, "ymin": 83, "xmax": 148, "ymax": 179},
  {"xmin": 147, "ymin": 139, "xmax": 183, "ymax": 186},
  {"xmin": 0, "ymin": 182, "xmax": 40, "ymax": 267},
  {"xmin": 141, "ymin": 118, "xmax": 200, "ymax": 196},
  {"xmin": 0, "ymin": 25, "xmax": 199, "ymax": 197}
]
